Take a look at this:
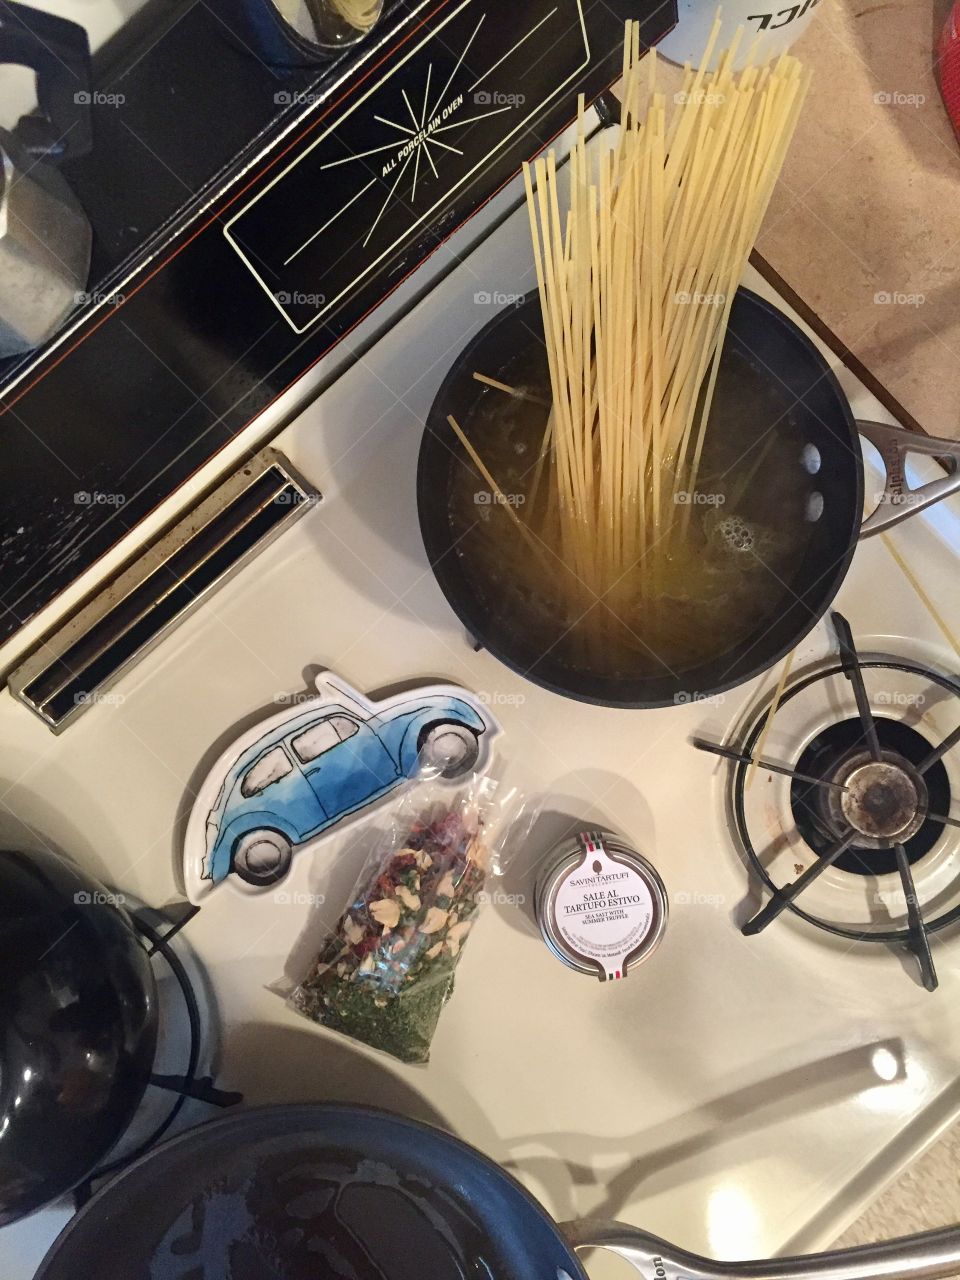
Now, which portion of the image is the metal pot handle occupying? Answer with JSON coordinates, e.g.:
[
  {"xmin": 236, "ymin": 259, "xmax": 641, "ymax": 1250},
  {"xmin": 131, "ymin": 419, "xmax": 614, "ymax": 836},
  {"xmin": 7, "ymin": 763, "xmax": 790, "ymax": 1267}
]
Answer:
[
  {"xmin": 562, "ymin": 1219, "xmax": 960, "ymax": 1280},
  {"xmin": 858, "ymin": 420, "xmax": 960, "ymax": 538}
]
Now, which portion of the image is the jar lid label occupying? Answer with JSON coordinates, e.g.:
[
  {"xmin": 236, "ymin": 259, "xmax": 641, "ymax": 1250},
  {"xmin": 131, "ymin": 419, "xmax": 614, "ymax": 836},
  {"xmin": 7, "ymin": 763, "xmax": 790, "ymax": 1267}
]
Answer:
[{"xmin": 553, "ymin": 832, "xmax": 656, "ymax": 980}]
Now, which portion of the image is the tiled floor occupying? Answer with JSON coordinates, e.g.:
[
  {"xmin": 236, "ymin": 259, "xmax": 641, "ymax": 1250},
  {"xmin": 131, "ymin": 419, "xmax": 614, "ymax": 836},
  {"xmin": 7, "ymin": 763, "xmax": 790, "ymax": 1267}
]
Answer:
[{"xmin": 833, "ymin": 1124, "xmax": 960, "ymax": 1263}]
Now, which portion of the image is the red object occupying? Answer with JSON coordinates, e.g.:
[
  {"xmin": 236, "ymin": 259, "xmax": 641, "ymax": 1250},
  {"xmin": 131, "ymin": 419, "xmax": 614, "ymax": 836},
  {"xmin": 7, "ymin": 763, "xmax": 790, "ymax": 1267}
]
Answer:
[{"xmin": 939, "ymin": 0, "xmax": 960, "ymax": 142}]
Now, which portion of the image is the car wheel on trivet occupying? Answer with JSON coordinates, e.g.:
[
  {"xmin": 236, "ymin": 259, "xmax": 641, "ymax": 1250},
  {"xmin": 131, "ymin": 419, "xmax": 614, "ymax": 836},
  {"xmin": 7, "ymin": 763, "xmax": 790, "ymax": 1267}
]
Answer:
[
  {"xmin": 418, "ymin": 723, "xmax": 480, "ymax": 778},
  {"xmin": 231, "ymin": 829, "xmax": 292, "ymax": 887}
]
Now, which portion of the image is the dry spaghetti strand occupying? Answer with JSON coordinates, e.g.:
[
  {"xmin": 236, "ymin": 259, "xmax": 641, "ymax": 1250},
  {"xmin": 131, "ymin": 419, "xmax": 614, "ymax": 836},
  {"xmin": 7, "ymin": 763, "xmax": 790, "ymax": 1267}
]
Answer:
[
  {"xmin": 882, "ymin": 532, "xmax": 960, "ymax": 661},
  {"xmin": 520, "ymin": 21, "xmax": 810, "ymax": 603}
]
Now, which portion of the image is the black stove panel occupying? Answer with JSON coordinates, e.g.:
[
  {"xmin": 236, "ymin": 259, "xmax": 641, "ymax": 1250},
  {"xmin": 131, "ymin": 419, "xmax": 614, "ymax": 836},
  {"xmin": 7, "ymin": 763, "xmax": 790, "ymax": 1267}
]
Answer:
[
  {"xmin": 226, "ymin": 0, "xmax": 591, "ymax": 333},
  {"xmin": 0, "ymin": 0, "xmax": 675, "ymax": 649}
]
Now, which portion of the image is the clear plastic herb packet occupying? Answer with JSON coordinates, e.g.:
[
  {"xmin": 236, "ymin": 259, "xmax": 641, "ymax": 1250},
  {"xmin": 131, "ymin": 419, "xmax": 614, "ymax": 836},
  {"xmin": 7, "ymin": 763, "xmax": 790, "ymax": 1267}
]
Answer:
[{"xmin": 287, "ymin": 763, "xmax": 537, "ymax": 1063}]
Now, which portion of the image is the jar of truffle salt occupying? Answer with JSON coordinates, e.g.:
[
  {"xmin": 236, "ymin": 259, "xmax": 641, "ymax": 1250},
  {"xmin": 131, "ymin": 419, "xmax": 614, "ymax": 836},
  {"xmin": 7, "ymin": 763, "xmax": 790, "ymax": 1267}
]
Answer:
[{"xmin": 535, "ymin": 830, "xmax": 668, "ymax": 980}]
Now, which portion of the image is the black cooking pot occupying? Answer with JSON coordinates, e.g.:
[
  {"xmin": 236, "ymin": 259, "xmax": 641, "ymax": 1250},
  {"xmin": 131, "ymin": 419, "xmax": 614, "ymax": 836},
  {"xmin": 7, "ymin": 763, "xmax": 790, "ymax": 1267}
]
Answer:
[
  {"xmin": 0, "ymin": 847, "xmax": 157, "ymax": 1223},
  {"xmin": 33, "ymin": 1103, "xmax": 960, "ymax": 1280},
  {"xmin": 417, "ymin": 289, "xmax": 960, "ymax": 708}
]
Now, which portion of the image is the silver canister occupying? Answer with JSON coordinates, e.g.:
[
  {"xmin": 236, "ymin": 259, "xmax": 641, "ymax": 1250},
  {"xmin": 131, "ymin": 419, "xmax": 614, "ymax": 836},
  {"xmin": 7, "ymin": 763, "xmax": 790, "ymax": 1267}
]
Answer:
[
  {"xmin": 535, "ymin": 830, "xmax": 668, "ymax": 980},
  {"xmin": 0, "ymin": 130, "xmax": 91, "ymax": 358}
]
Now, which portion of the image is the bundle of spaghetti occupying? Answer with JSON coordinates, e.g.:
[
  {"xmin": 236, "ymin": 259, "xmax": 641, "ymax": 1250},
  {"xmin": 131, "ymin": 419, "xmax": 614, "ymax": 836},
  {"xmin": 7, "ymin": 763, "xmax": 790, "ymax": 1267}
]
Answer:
[{"xmin": 520, "ymin": 17, "xmax": 811, "ymax": 610}]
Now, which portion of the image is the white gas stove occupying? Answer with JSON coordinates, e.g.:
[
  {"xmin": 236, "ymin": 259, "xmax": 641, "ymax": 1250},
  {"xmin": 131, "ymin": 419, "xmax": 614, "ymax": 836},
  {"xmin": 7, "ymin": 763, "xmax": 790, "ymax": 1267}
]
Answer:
[{"xmin": 3, "ymin": 117, "xmax": 960, "ymax": 1280}]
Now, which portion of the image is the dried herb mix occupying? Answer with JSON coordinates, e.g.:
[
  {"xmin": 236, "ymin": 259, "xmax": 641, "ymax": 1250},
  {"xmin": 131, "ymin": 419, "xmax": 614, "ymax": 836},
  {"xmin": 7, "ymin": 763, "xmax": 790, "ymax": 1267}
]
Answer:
[{"xmin": 290, "ymin": 808, "xmax": 490, "ymax": 1063}]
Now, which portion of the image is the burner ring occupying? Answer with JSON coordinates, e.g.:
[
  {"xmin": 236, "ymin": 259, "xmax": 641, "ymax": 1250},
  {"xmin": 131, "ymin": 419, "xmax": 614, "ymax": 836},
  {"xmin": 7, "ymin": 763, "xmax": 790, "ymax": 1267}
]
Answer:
[
  {"xmin": 732, "ymin": 658, "xmax": 960, "ymax": 943},
  {"xmin": 824, "ymin": 750, "xmax": 928, "ymax": 846}
]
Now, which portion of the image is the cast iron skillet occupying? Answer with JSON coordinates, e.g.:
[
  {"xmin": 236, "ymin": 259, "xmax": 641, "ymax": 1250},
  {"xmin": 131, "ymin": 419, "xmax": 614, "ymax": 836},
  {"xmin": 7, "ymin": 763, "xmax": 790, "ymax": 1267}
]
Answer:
[
  {"xmin": 0, "ymin": 847, "xmax": 157, "ymax": 1224},
  {"xmin": 33, "ymin": 1103, "xmax": 960, "ymax": 1280},
  {"xmin": 417, "ymin": 289, "xmax": 960, "ymax": 708}
]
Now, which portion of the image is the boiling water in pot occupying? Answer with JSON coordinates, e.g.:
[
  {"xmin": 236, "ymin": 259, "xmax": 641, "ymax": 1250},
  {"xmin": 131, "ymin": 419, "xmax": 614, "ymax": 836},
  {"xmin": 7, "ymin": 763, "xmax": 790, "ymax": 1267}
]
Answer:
[{"xmin": 446, "ymin": 338, "xmax": 824, "ymax": 682}]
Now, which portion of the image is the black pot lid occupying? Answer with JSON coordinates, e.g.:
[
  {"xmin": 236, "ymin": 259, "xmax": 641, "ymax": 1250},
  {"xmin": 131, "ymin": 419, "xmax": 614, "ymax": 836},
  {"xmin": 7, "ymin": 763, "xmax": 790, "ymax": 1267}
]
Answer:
[{"xmin": 0, "ymin": 847, "xmax": 157, "ymax": 1224}]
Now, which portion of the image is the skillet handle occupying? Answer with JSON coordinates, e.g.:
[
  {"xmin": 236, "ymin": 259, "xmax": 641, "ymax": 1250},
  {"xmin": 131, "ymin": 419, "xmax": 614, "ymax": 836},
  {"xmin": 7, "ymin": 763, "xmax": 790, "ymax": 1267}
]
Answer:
[
  {"xmin": 561, "ymin": 1219, "xmax": 960, "ymax": 1280},
  {"xmin": 857, "ymin": 420, "xmax": 960, "ymax": 538}
]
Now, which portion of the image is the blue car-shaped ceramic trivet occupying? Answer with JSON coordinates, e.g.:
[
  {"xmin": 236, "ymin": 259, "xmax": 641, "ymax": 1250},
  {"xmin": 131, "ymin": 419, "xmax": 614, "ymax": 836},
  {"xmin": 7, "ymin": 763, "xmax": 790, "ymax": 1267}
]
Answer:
[{"xmin": 183, "ymin": 672, "xmax": 499, "ymax": 900}]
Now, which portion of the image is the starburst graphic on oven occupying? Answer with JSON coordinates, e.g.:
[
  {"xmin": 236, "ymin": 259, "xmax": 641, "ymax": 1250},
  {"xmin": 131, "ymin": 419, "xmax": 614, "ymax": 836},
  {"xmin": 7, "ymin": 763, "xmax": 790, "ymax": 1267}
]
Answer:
[{"xmin": 311, "ymin": 6, "xmax": 559, "ymax": 251}]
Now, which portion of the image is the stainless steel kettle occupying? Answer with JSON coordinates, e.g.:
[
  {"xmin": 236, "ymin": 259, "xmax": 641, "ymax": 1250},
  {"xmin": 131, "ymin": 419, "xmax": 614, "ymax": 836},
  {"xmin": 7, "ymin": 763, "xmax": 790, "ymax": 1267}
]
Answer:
[{"xmin": 0, "ymin": 3, "xmax": 92, "ymax": 358}]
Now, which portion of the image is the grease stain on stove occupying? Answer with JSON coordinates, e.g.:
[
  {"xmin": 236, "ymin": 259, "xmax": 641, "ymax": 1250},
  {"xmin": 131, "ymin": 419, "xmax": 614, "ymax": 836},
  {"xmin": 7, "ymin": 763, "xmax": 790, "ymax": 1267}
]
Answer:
[{"xmin": 2, "ymin": 495, "xmax": 116, "ymax": 598}]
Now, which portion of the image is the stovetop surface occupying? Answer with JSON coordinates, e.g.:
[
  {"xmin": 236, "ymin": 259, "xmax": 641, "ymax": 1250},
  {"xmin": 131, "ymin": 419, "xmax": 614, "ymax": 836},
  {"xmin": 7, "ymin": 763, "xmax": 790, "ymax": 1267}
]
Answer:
[{"xmin": 3, "ymin": 132, "xmax": 960, "ymax": 1280}]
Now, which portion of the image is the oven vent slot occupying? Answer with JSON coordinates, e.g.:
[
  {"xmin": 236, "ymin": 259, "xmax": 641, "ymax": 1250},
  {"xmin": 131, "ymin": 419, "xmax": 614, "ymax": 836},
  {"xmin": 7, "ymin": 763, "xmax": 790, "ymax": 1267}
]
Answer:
[{"xmin": 9, "ymin": 449, "xmax": 319, "ymax": 731}]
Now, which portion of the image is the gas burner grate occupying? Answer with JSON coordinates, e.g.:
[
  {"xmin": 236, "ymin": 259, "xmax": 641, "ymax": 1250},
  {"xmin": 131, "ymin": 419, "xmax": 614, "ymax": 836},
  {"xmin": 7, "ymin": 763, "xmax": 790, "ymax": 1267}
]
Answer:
[
  {"xmin": 694, "ymin": 612, "xmax": 960, "ymax": 992},
  {"xmin": 73, "ymin": 901, "xmax": 242, "ymax": 1208},
  {"xmin": 791, "ymin": 718, "xmax": 950, "ymax": 874}
]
